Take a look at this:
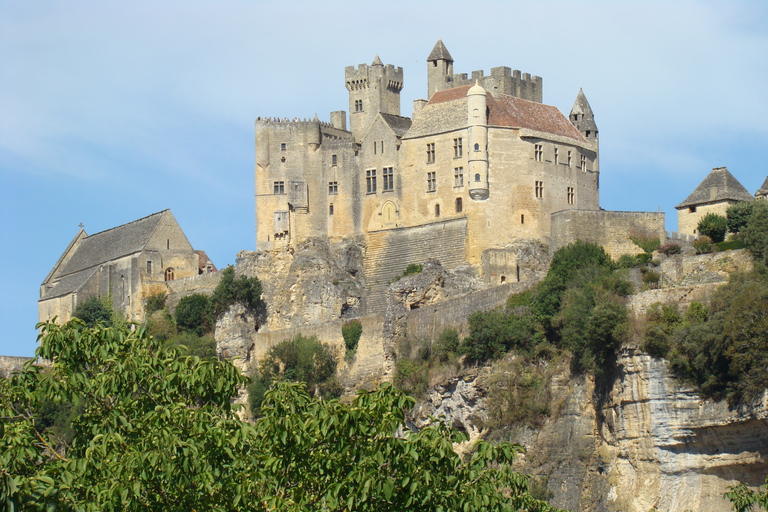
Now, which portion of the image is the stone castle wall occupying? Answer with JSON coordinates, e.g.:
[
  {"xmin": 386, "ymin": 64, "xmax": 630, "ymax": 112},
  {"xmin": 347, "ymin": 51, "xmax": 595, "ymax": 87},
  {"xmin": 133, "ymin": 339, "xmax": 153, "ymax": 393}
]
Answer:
[
  {"xmin": 0, "ymin": 355, "xmax": 33, "ymax": 378},
  {"xmin": 550, "ymin": 209, "xmax": 666, "ymax": 258},
  {"xmin": 165, "ymin": 272, "xmax": 222, "ymax": 312}
]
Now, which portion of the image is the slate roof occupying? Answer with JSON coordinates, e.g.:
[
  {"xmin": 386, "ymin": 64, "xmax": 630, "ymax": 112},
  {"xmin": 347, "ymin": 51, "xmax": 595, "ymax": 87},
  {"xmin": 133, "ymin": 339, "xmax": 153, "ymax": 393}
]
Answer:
[
  {"xmin": 405, "ymin": 85, "xmax": 586, "ymax": 141},
  {"xmin": 379, "ymin": 113, "xmax": 413, "ymax": 138},
  {"xmin": 676, "ymin": 167, "xmax": 754, "ymax": 209},
  {"xmin": 427, "ymin": 39, "xmax": 453, "ymax": 62},
  {"xmin": 756, "ymin": 176, "xmax": 768, "ymax": 197},
  {"xmin": 570, "ymin": 88, "xmax": 598, "ymax": 132},
  {"xmin": 41, "ymin": 210, "xmax": 168, "ymax": 300}
]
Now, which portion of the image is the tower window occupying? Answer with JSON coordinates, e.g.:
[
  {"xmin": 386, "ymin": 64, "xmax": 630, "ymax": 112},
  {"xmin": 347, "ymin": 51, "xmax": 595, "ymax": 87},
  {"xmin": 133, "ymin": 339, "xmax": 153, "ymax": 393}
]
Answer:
[
  {"xmin": 165, "ymin": 268, "xmax": 175, "ymax": 281},
  {"xmin": 689, "ymin": 206, "xmax": 697, "ymax": 213},
  {"xmin": 383, "ymin": 167, "xmax": 394, "ymax": 191},
  {"xmin": 147, "ymin": 261, "xmax": 152, "ymax": 274},
  {"xmin": 534, "ymin": 144, "xmax": 543, "ymax": 162},
  {"xmin": 332, "ymin": 154, "xmax": 337, "ymax": 166},
  {"xmin": 354, "ymin": 100, "xmax": 363, "ymax": 112},
  {"xmin": 567, "ymin": 187, "xmax": 575, "ymax": 205},
  {"xmin": 453, "ymin": 138, "xmax": 463, "ymax": 158},
  {"xmin": 535, "ymin": 181, "xmax": 543, "ymax": 198},
  {"xmin": 373, "ymin": 141, "xmax": 377, "ymax": 155},
  {"xmin": 274, "ymin": 181, "xmax": 285, "ymax": 194},
  {"xmin": 474, "ymin": 173, "xmax": 481, "ymax": 182},
  {"xmin": 281, "ymin": 143, "xmax": 286, "ymax": 151},
  {"xmin": 366, "ymin": 169, "xmax": 377, "ymax": 194},
  {"xmin": 454, "ymin": 167, "xmax": 464, "ymax": 187},
  {"xmin": 554, "ymin": 148, "xmax": 559, "ymax": 165},
  {"xmin": 435, "ymin": 204, "xmax": 440, "ymax": 217},
  {"xmin": 521, "ymin": 214, "xmax": 525, "ymax": 224},
  {"xmin": 166, "ymin": 239, "xmax": 170, "ymax": 250},
  {"xmin": 426, "ymin": 143, "xmax": 435, "ymax": 163},
  {"xmin": 329, "ymin": 203, "xmax": 334, "ymax": 215},
  {"xmin": 455, "ymin": 197, "xmax": 463, "ymax": 213},
  {"xmin": 567, "ymin": 150, "xmax": 572, "ymax": 167},
  {"xmin": 474, "ymin": 143, "xmax": 480, "ymax": 152},
  {"xmin": 329, "ymin": 181, "xmax": 338, "ymax": 195},
  {"xmin": 427, "ymin": 171, "xmax": 436, "ymax": 192},
  {"xmin": 581, "ymin": 155, "xmax": 587, "ymax": 171}
]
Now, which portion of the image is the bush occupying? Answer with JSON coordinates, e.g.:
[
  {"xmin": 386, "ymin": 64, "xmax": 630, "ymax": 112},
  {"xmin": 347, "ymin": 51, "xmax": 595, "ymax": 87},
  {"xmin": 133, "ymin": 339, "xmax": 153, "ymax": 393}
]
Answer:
[
  {"xmin": 394, "ymin": 359, "xmax": 430, "ymax": 398},
  {"xmin": 175, "ymin": 294, "xmax": 213, "ymax": 336},
  {"xmin": 146, "ymin": 310, "xmax": 177, "ymax": 341},
  {"xmin": 697, "ymin": 213, "xmax": 728, "ymax": 243},
  {"xmin": 341, "ymin": 319, "xmax": 362, "ymax": 354},
  {"xmin": 433, "ymin": 327, "xmax": 460, "ymax": 362},
  {"xmin": 642, "ymin": 269, "xmax": 660, "ymax": 288},
  {"xmin": 460, "ymin": 308, "xmax": 541, "ymax": 363},
  {"xmin": 693, "ymin": 235, "xmax": 715, "ymax": 254},
  {"xmin": 658, "ymin": 243, "xmax": 681, "ymax": 256},
  {"xmin": 164, "ymin": 331, "xmax": 217, "ymax": 360},
  {"xmin": 210, "ymin": 266, "xmax": 263, "ymax": 318},
  {"xmin": 250, "ymin": 334, "xmax": 339, "ymax": 416},
  {"xmin": 73, "ymin": 296, "xmax": 113, "ymax": 327},
  {"xmin": 635, "ymin": 252, "xmax": 653, "ymax": 265},
  {"xmin": 617, "ymin": 254, "xmax": 637, "ymax": 269},
  {"xmin": 145, "ymin": 293, "xmax": 167, "ymax": 315},
  {"xmin": 630, "ymin": 232, "xmax": 661, "ymax": 253},
  {"xmin": 742, "ymin": 201, "xmax": 768, "ymax": 266},
  {"xmin": 715, "ymin": 240, "xmax": 745, "ymax": 251},
  {"xmin": 726, "ymin": 201, "xmax": 754, "ymax": 234}
]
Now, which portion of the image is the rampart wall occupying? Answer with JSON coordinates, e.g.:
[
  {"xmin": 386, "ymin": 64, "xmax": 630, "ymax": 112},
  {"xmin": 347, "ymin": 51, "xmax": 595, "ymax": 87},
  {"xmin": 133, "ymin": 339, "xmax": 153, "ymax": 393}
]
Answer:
[
  {"xmin": 165, "ymin": 272, "xmax": 222, "ymax": 312},
  {"xmin": 0, "ymin": 355, "xmax": 33, "ymax": 378},
  {"xmin": 550, "ymin": 210, "xmax": 666, "ymax": 258}
]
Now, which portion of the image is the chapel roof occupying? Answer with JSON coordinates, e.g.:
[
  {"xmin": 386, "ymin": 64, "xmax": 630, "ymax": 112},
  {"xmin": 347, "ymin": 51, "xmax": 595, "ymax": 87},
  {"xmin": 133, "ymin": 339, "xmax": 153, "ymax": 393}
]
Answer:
[
  {"xmin": 379, "ymin": 113, "xmax": 413, "ymax": 138},
  {"xmin": 675, "ymin": 167, "xmax": 754, "ymax": 209},
  {"xmin": 405, "ymin": 85, "xmax": 586, "ymax": 141}
]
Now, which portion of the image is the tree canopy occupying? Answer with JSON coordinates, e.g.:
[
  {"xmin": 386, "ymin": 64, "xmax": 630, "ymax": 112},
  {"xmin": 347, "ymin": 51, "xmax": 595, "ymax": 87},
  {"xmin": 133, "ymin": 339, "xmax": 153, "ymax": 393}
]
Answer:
[{"xmin": 1, "ymin": 320, "xmax": 563, "ymax": 511}]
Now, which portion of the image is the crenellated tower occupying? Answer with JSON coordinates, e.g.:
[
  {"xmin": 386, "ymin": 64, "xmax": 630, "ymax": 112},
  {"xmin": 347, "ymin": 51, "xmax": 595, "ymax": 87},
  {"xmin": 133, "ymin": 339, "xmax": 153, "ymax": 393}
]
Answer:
[{"xmin": 345, "ymin": 55, "xmax": 404, "ymax": 141}]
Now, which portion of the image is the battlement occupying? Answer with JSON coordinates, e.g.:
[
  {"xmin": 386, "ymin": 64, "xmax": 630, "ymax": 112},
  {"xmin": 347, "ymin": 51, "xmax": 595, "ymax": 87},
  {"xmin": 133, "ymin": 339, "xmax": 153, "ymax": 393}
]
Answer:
[
  {"xmin": 256, "ymin": 116, "xmax": 336, "ymax": 129},
  {"xmin": 344, "ymin": 63, "xmax": 404, "ymax": 92},
  {"xmin": 447, "ymin": 66, "xmax": 542, "ymax": 102}
]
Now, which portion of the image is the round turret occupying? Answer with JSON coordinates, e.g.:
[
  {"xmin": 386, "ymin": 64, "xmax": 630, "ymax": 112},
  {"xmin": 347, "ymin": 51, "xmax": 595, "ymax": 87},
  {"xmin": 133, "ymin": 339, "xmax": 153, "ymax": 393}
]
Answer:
[{"xmin": 467, "ymin": 81, "xmax": 489, "ymax": 201}]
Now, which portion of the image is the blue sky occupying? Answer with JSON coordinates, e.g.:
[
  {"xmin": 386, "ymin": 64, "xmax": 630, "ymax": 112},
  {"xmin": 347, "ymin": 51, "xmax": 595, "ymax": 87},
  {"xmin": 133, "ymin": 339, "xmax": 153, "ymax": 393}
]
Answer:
[{"xmin": 1, "ymin": 0, "xmax": 767, "ymax": 357}]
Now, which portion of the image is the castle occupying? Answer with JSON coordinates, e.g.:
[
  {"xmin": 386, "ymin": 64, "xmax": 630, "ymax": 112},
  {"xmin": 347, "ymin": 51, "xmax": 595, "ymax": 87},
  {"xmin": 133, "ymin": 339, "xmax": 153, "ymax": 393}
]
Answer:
[{"xmin": 255, "ymin": 40, "xmax": 606, "ymax": 290}]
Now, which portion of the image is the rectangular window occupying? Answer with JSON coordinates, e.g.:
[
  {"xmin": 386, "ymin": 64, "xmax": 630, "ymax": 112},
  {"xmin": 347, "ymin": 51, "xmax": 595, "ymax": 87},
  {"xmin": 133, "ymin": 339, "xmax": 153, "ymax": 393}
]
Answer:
[
  {"xmin": 329, "ymin": 203, "xmax": 334, "ymax": 215},
  {"xmin": 453, "ymin": 138, "xmax": 463, "ymax": 158},
  {"xmin": 281, "ymin": 143, "xmax": 286, "ymax": 151},
  {"xmin": 273, "ymin": 181, "xmax": 285, "ymax": 194},
  {"xmin": 534, "ymin": 144, "xmax": 543, "ymax": 162},
  {"xmin": 328, "ymin": 181, "xmax": 338, "ymax": 195},
  {"xmin": 581, "ymin": 155, "xmax": 587, "ymax": 171},
  {"xmin": 567, "ymin": 150, "xmax": 572, "ymax": 167},
  {"xmin": 382, "ymin": 167, "xmax": 394, "ymax": 191},
  {"xmin": 354, "ymin": 100, "xmax": 363, "ymax": 112},
  {"xmin": 366, "ymin": 169, "xmax": 377, "ymax": 193},
  {"xmin": 567, "ymin": 187, "xmax": 575, "ymax": 205},
  {"xmin": 454, "ymin": 167, "xmax": 464, "ymax": 187},
  {"xmin": 147, "ymin": 261, "xmax": 152, "ymax": 274},
  {"xmin": 373, "ymin": 141, "xmax": 377, "ymax": 155},
  {"xmin": 535, "ymin": 181, "xmax": 543, "ymax": 198},
  {"xmin": 427, "ymin": 143, "xmax": 435, "ymax": 163},
  {"xmin": 554, "ymin": 148, "xmax": 559, "ymax": 165},
  {"xmin": 455, "ymin": 197, "xmax": 463, "ymax": 213},
  {"xmin": 380, "ymin": 141, "xmax": 384, "ymax": 154},
  {"xmin": 427, "ymin": 171, "xmax": 436, "ymax": 192},
  {"xmin": 332, "ymin": 154, "xmax": 337, "ymax": 166}
]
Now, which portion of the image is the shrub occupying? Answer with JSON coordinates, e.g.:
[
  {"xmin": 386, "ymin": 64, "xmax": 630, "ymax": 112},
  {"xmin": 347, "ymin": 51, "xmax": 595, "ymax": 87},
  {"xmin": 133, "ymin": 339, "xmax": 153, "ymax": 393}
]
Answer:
[
  {"xmin": 697, "ymin": 213, "xmax": 728, "ymax": 243},
  {"xmin": 146, "ymin": 310, "xmax": 176, "ymax": 341},
  {"xmin": 742, "ymin": 201, "xmax": 768, "ymax": 266},
  {"xmin": 726, "ymin": 201, "xmax": 754, "ymax": 234},
  {"xmin": 693, "ymin": 235, "xmax": 715, "ymax": 254},
  {"xmin": 73, "ymin": 296, "xmax": 113, "ymax": 327},
  {"xmin": 616, "ymin": 254, "xmax": 637, "ymax": 269},
  {"xmin": 642, "ymin": 269, "xmax": 660, "ymax": 288},
  {"xmin": 433, "ymin": 327, "xmax": 460, "ymax": 362},
  {"xmin": 174, "ymin": 294, "xmax": 212, "ymax": 336},
  {"xmin": 635, "ymin": 252, "xmax": 653, "ymax": 265},
  {"xmin": 715, "ymin": 240, "xmax": 745, "ymax": 251},
  {"xmin": 394, "ymin": 359, "xmax": 430, "ymax": 397},
  {"xmin": 210, "ymin": 265, "xmax": 263, "ymax": 318},
  {"xmin": 341, "ymin": 319, "xmax": 362, "ymax": 354},
  {"xmin": 145, "ymin": 293, "xmax": 167, "ymax": 315},
  {"xmin": 630, "ymin": 232, "xmax": 661, "ymax": 253},
  {"xmin": 403, "ymin": 263, "xmax": 423, "ymax": 276},
  {"xmin": 164, "ymin": 331, "xmax": 217, "ymax": 360},
  {"xmin": 460, "ymin": 308, "xmax": 541, "ymax": 363},
  {"xmin": 658, "ymin": 243, "xmax": 681, "ymax": 256}
]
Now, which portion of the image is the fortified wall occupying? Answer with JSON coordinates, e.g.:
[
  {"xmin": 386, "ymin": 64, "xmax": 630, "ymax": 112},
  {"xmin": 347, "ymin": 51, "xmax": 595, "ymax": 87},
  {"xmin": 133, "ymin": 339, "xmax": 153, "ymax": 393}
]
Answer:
[
  {"xmin": 164, "ymin": 271, "xmax": 222, "ymax": 312},
  {"xmin": 0, "ymin": 355, "xmax": 33, "ymax": 378}
]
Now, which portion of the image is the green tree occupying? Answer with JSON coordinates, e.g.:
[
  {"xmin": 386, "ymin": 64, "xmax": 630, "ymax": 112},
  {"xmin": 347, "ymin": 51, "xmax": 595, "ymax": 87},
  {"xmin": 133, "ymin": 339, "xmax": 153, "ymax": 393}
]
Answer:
[
  {"xmin": 726, "ymin": 201, "xmax": 755, "ymax": 234},
  {"xmin": 742, "ymin": 201, "xmax": 768, "ymax": 266},
  {"xmin": 697, "ymin": 212, "xmax": 728, "ymax": 243},
  {"xmin": 1, "ymin": 321, "xmax": 563, "ymax": 511},
  {"xmin": 72, "ymin": 296, "xmax": 113, "ymax": 327},
  {"xmin": 210, "ymin": 265, "xmax": 263, "ymax": 318},
  {"xmin": 726, "ymin": 474, "xmax": 768, "ymax": 512},
  {"xmin": 341, "ymin": 319, "xmax": 362, "ymax": 354},
  {"xmin": 174, "ymin": 293, "xmax": 212, "ymax": 336}
]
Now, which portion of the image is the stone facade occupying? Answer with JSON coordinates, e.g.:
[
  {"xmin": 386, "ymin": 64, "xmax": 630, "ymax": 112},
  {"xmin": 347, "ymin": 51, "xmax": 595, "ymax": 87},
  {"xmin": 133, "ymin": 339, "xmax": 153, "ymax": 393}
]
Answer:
[
  {"xmin": 39, "ymin": 210, "xmax": 214, "ymax": 325},
  {"xmin": 255, "ymin": 40, "xmax": 601, "ymax": 280}
]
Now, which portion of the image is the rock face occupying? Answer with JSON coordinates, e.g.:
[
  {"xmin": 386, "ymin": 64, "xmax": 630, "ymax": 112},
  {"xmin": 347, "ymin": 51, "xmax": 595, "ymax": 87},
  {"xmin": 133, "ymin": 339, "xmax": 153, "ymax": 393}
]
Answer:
[{"xmin": 410, "ymin": 350, "xmax": 768, "ymax": 512}]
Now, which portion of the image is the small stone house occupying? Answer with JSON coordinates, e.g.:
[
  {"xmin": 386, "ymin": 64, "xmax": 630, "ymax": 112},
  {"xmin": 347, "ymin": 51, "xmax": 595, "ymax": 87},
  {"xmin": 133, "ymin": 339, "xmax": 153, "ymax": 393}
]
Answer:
[
  {"xmin": 675, "ymin": 167, "xmax": 754, "ymax": 236},
  {"xmin": 39, "ymin": 210, "xmax": 208, "ymax": 325}
]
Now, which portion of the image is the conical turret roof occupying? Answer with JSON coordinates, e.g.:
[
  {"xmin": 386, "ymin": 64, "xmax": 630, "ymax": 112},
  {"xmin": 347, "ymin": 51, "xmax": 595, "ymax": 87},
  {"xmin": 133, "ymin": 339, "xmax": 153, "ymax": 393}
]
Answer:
[
  {"xmin": 427, "ymin": 39, "xmax": 453, "ymax": 62},
  {"xmin": 570, "ymin": 88, "xmax": 597, "ymax": 132},
  {"xmin": 372, "ymin": 54, "xmax": 383, "ymax": 66},
  {"xmin": 676, "ymin": 167, "xmax": 754, "ymax": 209},
  {"xmin": 756, "ymin": 176, "xmax": 768, "ymax": 197}
]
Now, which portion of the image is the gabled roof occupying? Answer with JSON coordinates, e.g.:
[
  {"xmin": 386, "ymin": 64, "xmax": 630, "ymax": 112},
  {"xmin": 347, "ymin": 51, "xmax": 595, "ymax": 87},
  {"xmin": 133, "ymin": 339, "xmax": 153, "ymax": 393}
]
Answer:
[
  {"xmin": 427, "ymin": 39, "xmax": 453, "ymax": 62},
  {"xmin": 676, "ymin": 167, "xmax": 754, "ymax": 209},
  {"xmin": 40, "ymin": 210, "xmax": 170, "ymax": 301},
  {"xmin": 379, "ymin": 113, "xmax": 413, "ymax": 138},
  {"xmin": 404, "ymin": 85, "xmax": 585, "ymax": 142}
]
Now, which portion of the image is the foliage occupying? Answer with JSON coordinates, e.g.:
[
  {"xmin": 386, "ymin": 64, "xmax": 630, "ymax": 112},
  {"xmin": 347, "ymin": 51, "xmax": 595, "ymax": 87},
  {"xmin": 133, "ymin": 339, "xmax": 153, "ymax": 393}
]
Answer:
[
  {"xmin": 697, "ymin": 212, "xmax": 728, "ymax": 243},
  {"xmin": 72, "ymin": 296, "xmax": 113, "ymax": 328},
  {"xmin": 394, "ymin": 358, "xmax": 430, "ymax": 398},
  {"xmin": 394, "ymin": 329, "xmax": 463, "ymax": 398},
  {"xmin": 726, "ymin": 201, "xmax": 755, "ymax": 234},
  {"xmin": 145, "ymin": 309, "xmax": 177, "ymax": 341},
  {"xmin": 164, "ymin": 331, "xmax": 217, "ymax": 360},
  {"xmin": 629, "ymin": 232, "xmax": 661, "ymax": 254},
  {"xmin": 144, "ymin": 293, "xmax": 167, "ymax": 315},
  {"xmin": 341, "ymin": 319, "xmax": 362, "ymax": 355},
  {"xmin": 174, "ymin": 293, "xmax": 213, "ymax": 336},
  {"xmin": 641, "ymin": 268, "xmax": 660, "ymax": 288},
  {"xmin": 460, "ymin": 308, "xmax": 542, "ymax": 363},
  {"xmin": 249, "ymin": 334, "xmax": 339, "ymax": 415},
  {"xmin": 657, "ymin": 243, "xmax": 681, "ymax": 256},
  {"xmin": 210, "ymin": 265, "xmax": 264, "ymax": 318},
  {"xmin": 715, "ymin": 240, "xmax": 745, "ymax": 251},
  {"xmin": 693, "ymin": 235, "xmax": 715, "ymax": 254},
  {"xmin": 726, "ymin": 474, "xmax": 768, "ymax": 512},
  {"xmin": 741, "ymin": 201, "xmax": 768, "ymax": 266},
  {"xmin": 1, "ymin": 321, "xmax": 562, "ymax": 511},
  {"xmin": 390, "ymin": 263, "xmax": 424, "ymax": 283}
]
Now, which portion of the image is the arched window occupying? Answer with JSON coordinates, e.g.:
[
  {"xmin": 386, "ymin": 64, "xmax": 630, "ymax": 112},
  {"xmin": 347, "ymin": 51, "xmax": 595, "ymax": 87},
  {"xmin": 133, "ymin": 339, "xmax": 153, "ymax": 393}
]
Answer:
[
  {"xmin": 474, "ymin": 173, "xmax": 481, "ymax": 182},
  {"xmin": 165, "ymin": 268, "xmax": 175, "ymax": 281},
  {"xmin": 474, "ymin": 143, "xmax": 480, "ymax": 151}
]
